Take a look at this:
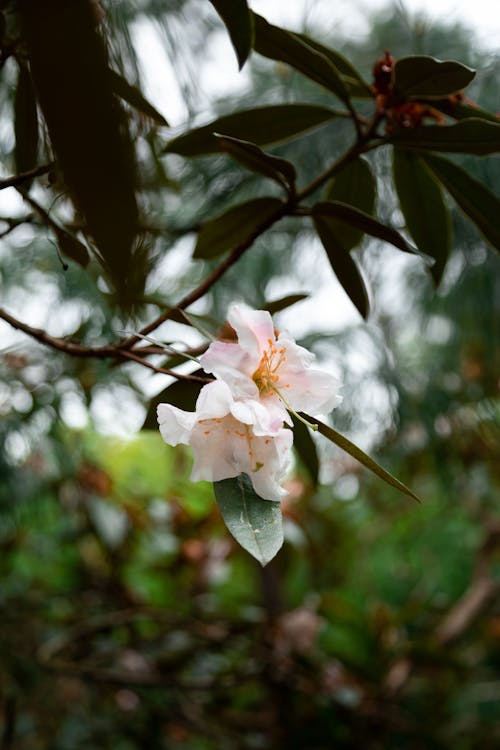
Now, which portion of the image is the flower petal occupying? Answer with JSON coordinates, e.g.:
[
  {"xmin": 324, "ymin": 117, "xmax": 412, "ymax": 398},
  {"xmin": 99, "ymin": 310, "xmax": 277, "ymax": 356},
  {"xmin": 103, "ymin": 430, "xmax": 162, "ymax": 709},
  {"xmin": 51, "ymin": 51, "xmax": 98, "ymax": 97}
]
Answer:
[
  {"xmin": 199, "ymin": 341, "xmax": 257, "ymax": 398},
  {"xmin": 195, "ymin": 379, "xmax": 234, "ymax": 420},
  {"xmin": 229, "ymin": 397, "xmax": 285, "ymax": 436},
  {"xmin": 281, "ymin": 368, "xmax": 342, "ymax": 415},
  {"xmin": 228, "ymin": 303, "xmax": 275, "ymax": 364},
  {"xmin": 246, "ymin": 428, "xmax": 294, "ymax": 502},
  {"xmin": 190, "ymin": 416, "xmax": 244, "ymax": 482},
  {"xmin": 157, "ymin": 403, "xmax": 197, "ymax": 446}
]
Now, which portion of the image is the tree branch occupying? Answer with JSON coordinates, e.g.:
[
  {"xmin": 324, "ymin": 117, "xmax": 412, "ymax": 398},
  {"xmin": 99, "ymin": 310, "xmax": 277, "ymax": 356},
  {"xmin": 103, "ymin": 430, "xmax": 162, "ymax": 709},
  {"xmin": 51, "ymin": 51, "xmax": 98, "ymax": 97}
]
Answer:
[{"xmin": 0, "ymin": 162, "xmax": 54, "ymax": 191}]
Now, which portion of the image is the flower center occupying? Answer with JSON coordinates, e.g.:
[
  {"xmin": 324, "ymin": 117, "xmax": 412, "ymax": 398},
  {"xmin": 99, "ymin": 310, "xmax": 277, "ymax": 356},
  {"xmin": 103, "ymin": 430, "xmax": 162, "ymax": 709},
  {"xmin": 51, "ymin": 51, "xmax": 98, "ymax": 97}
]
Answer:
[{"xmin": 253, "ymin": 339, "xmax": 287, "ymax": 395}]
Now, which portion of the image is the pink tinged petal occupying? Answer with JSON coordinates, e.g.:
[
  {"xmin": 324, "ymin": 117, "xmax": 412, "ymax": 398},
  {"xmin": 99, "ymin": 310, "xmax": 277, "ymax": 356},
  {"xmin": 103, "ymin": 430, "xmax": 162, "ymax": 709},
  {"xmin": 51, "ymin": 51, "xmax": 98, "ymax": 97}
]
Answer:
[
  {"xmin": 246, "ymin": 428, "xmax": 294, "ymax": 502},
  {"xmin": 276, "ymin": 332, "xmax": 315, "ymax": 368},
  {"xmin": 190, "ymin": 417, "xmax": 241, "ymax": 482},
  {"xmin": 195, "ymin": 379, "xmax": 233, "ymax": 420},
  {"xmin": 199, "ymin": 341, "xmax": 257, "ymax": 398},
  {"xmin": 281, "ymin": 369, "xmax": 342, "ymax": 415},
  {"xmin": 157, "ymin": 403, "xmax": 197, "ymax": 446},
  {"xmin": 229, "ymin": 398, "xmax": 284, "ymax": 437},
  {"xmin": 228, "ymin": 303, "xmax": 275, "ymax": 364}
]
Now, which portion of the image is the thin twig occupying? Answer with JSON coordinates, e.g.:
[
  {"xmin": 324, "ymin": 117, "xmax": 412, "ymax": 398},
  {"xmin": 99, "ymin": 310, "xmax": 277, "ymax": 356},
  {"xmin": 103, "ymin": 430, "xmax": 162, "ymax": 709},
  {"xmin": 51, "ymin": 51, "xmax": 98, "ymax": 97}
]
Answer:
[{"xmin": 0, "ymin": 162, "xmax": 54, "ymax": 191}]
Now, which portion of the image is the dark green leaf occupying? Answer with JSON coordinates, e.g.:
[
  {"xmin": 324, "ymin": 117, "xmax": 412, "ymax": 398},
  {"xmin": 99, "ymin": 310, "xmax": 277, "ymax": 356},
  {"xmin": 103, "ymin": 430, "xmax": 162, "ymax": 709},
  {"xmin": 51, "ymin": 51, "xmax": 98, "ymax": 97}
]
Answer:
[
  {"xmin": 194, "ymin": 197, "xmax": 283, "ymax": 260},
  {"xmin": 312, "ymin": 201, "xmax": 417, "ymax": 256},
  {"xmin": 164, "ymin": 104, "xmax": 340, "ymax": 156},
  {"xmin": 303, "ymin": 414, "xmax": 421, "ymax": 503},
  {"xmin": 324, "ymin": 157, "xmax": 377, "ymax": 251},
  {"xmin": 293, "ymin": 32, "xmax": 373, "ymax": 98},
  {"xmin": 108, "ymin": 68, "xmax": 169, "ymax": 126},
  {"xmin": 214, "ymin": 474, "xmax": 283, "ymax": 565},
  {"xmin": 209, "ymin": 0, "xmax": 253, "ymax": 69},
  {"xmin": 263, "ymin": 293, "xmax": 309, "ymax": 315},
  {"xmin": 291, "ymin": 414, "xmax": 319, "ymax": 486},
  {"xmin": 142, "ymin": 373, "xmax": 203, "ymax": 430},
  {"xmin": 313, "ymin": 215, "xmax": 370, "ymax": 318},
  {"xmin": 252, "ymin": 13, "xmax": 350, "ymax": 103},
  {"xmin": 422, "ymin": 153, "xmax": 500, "ymax": 254},
  {"xmin": 54, "ymin": 227, "xmax": 90, "ymax": 268},
  {"xmin": 389, "ymin": 119, "xmax": 500, "ymax": 155},
  {"xmin": 432, "ymin": 99, "xmax": 500, "ymax": 124},
  {"xmin": 215, "ymin": 134, "xmax": 296, "ymax": 191},
  {"xmin": 14, "ymin": 64, "xmax": 39, "ymax": 179},
  {"xmin": 393, "ymin": 56, "xmax": 475, "ymax": 98},
  {"xmin": 392, "ymin": 149, "xmax": 451, "ymax": 284}
]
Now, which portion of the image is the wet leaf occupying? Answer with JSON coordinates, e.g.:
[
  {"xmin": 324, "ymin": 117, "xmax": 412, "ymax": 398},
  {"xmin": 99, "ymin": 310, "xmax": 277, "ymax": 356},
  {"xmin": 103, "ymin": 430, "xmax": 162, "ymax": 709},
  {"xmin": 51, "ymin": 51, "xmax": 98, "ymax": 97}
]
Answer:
[
  {"xmin": 214, "ymin": 474, "xmax": 284, "ymax": 566},
  {"xmin": 194, "ymin": 197, "xmax": 283, "ymax": 260},
  {"xmin": 392, "ymin": 149, "xmax": 451, "ymax": 284},
  {"xmin": 164, "ymin": 104, "xmax": 340, "ymax": 156}
]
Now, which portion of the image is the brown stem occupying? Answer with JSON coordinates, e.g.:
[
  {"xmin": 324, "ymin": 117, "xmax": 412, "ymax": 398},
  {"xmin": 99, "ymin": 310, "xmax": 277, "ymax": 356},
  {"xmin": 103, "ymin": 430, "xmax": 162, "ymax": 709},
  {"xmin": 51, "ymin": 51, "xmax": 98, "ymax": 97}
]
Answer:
[{"xmin": 0, "ymin": 162, "xmax": 54, "ymax": 191}]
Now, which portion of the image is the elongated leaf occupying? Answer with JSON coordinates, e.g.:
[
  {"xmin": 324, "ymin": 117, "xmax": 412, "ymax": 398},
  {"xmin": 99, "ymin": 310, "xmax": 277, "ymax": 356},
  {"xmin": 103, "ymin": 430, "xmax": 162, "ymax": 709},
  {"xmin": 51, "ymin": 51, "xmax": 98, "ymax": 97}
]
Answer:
[
  {"xmin": 164, "ymin": 104, "xmax": 340, "ymax": 156},
  {"xmin": 263, "ymin": 293, "xmax": 309, "ymax": 315},
  {"xmin": 294, "ymin": 32, "xmax": 372, "ymax": 98},
  {"xmin": 214, "ymin": 474, "xmax": 284, "ymax": 565},
  {"xmin": 14, "ymin": 64, "xmax": 39, "ymax": 179},
  {"xmin": 142, "ymin": 373, "xmax": 204, "ymax": 430},
  {"xmin": 324, "ymin": 157, "xmax": 377, "ymax": 251},
  {"xmin": 54, "ymin": 226, "xmax": 90, "ymax": 268},
  {"xmin": 209, "ymin": 0, "xmax": 253, "ymax": 69},
  {"xmin": 303, "ymin": 415, "xmax": 421, "ymax": 503},
  {"xmin": 108, "ymin": 69, "xmax": 169, "ymax": 126},
  {"xmin": 422, "ymin": 153, "xmax": 500, "ymax": 254},
  {"xmin": 291, "ymin": 415, "xmax": 319, "ymax": 486},
  {"xmin": 432, "ymin": 99, "xmax": 500, "ymax": 124},
  {"xmin": 313, "ymin": 215, "xmax": 370, "ymax": 318},
  {"xmin": 312, "ymin": 201, "xmax": 417, "ymax": 256},
  {"xmin": 389, "ymin": 119, "xmax": 500, "ymax": 155},
  {"xmin": 252, "ymin": 13, "xmax": 350, "ymax": 104},
  {"xmin": 392, "ymin": 149, "xmax": 451, "ymax": 284},
  {"xmin": 194, "ymin": 197, "xmax": 283, "ymax": 260},
  {"xmin": 393, "ymin": 56, "xmax": 475, "ymax": 98},
  {"xmin": 215, "ymin": 134, "xmax": 296, "ymax": 191}
]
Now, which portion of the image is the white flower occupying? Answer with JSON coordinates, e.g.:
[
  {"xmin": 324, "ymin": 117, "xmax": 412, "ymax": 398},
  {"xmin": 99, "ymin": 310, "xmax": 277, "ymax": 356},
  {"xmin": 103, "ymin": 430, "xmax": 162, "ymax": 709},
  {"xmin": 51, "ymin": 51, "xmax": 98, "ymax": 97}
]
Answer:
[
  {"xmin": 157, "ymin": 380, "xmax": 292, "ymax": 501},
  {"xmin": 157, "ymin": 302, "xmax": 341, "ymax": 502}
]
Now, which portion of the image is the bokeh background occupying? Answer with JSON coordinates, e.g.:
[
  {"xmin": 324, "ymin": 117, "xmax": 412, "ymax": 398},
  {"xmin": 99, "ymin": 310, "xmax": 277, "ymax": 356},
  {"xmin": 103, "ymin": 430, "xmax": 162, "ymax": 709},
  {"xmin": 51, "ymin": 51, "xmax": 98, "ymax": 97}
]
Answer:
[{"xmin": 1, "ymin": 1, "xmax": 499, "ymax": 747}]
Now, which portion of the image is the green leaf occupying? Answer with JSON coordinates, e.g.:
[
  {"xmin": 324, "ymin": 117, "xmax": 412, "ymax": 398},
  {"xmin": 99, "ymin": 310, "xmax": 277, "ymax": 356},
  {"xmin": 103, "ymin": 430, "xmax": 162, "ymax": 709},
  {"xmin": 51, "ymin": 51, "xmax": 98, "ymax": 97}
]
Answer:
[
  {"xmin": 389, "ymin": 119, "xmax": 500, "ymax": 155},
  {"xmin": 263, "ymin": 293, "xmax": 309, "ymax": 315},
  {"xmin": 324, "ymin": 157, "xmax": 377, "ymax": 251},
  {"xmin": 393, "ymin": 56, "xmax": 475, "ymax": 99},
  {"xmin": 209, "ymin": 0, "xmax": 253, "ymax": 70},
  {"xmin": 108, "ymin": 69, "xmax": 169, "ymax": 126},
  {"xmin": 303, "ymin": 414, "xmax": 421, "ymax": 503},
  {"xmin": 422, "ymin": 153, "xmax": 500, "ymax": 254},
  {"xmin": 54, "ymin": 226, "xmax": 90, "ymax": 268},
  {"xmin": 313, "ymin": 215, "xmax": 370, "ymax": 319},
  {"xmin": 193, "ymin": 197, "xmax": 283, "ymax": 260},
  {"xmin": 215, "ymin": 134, "xmax": 296, "ymax": 191},
  {"xmin": 312, "ymin": 201, "xmax": 417, "ymax": 256},
  {"xmin": 293, "ymin": 32, "xmax": 373, "ymax": 98},
  {"xmin": 432, "ymin": 99, "xmax": 500, "ymax": 124},
  {"xmin": 142, "ymin": 373, "xmax": 203, "ymax": 430},
  {"xmin": 14, "ymin": 64, "xmax": 39, "ymax": 179},
  {"xmin": 252, "ymin": 13, "xmax": 350, "ymax": 104},
  {"xmin": 214, "ymin": 474, "xmax": 284, "ymax": 565},
  {"xmin": 291, "ymin": 415, "xmax": 319, "ymax": 486},
  {"xmin": 163, "ymin": 104, "xmax": 340, "ymax": 156},
  {"xmin": 392, "ymin": 149, "xmax": 451, "ymax": 285}
]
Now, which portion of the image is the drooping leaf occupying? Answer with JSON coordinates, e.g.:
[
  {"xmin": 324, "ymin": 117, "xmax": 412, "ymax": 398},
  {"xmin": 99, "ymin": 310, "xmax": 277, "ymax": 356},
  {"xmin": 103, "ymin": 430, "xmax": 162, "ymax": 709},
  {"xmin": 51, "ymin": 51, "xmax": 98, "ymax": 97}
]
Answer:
[
  {"xmin": 293, "ymin": 32, "xmax": 373, "ymax": 98},
  {"xmin": 291, "ymin": 414, "xmax": 319, "ymax": 486},
  {"xmin": 142, "ymin": 373, "xmax": 204, "ymax": 430},
  {"xmin": 432, "ymin": 99, "xmax": 500, "ymax": 124},
  {"xmin": 108, "ymin": 68, "xmax": 169, "ymax": 126},
  {"xmin": 393, "ymin": 56, "xmax": 475, "ymax": 99},
  {"xmin": 303, "ymin": 415, "xmax": 421, "ymax": 503},
  {"xmin": 209, "ymin": 0, "xmax": 253, "ymax": 69},
  {"xmin": 252, "ymin": 13, "xmax": 350, "ymax": 104},
  {"xmin": 324, "ymin": 157, "xmax": 377, "ymax": 251},
  {"xmin": 422, "ymin": 153, "xmax": 500, "ymax": 254},
  {"xmin": 54, "ymin": 226, "xmax": 90, "ymax": 268},
  {"xmin": 313, "ymin": 215, "xmax": 370, "ymax": 319},
  {"xmin": 389, "ymin": 119, "xmax": 500, "ymax": 155},
  {"xmin": 263, "ymin": 293, "xmax": 309, "ymax": 316},
  {"xmin": 392, "ymin": 149, "xmax": 451, "ymax": 284},
  {"xmin": 14, "ymin": 64, "xmax": 39, "ymax": 179},
  {"xmin": 164, "ymin": 104, "xmax": 340, "ymax": 156},
  {"xmin": 193, "ymin": 197, "xmax": 283, "ymax": 260},
  {"xmin": 214, "ymin": 474, "xmax": 284, "ymax": 565},
  {"xmin": 215, "ymin": 134, "xmax": 296, "ymax": 192},
  {"xmin": 312, "ymin": 201, "xmax": 417, "ymax": 256}
]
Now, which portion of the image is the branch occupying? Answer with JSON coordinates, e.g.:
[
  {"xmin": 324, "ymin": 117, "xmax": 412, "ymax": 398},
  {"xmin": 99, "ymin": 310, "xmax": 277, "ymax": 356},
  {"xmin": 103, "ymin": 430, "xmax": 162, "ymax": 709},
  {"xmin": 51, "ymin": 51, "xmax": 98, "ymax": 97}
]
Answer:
[{"xmin": 0, "ymin": 162, "xmax": 54, "ymax": 191}]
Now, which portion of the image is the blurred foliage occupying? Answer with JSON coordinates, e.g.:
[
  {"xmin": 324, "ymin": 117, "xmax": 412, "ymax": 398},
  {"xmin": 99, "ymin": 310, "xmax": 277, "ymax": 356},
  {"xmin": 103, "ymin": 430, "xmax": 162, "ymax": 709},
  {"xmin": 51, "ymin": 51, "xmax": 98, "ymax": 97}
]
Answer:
[{"xmin": 0, "ymin": 0, "xmax": 499, "ymax": 747}]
